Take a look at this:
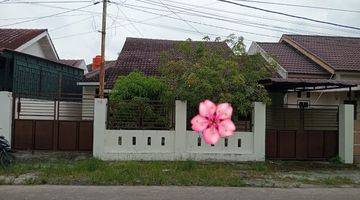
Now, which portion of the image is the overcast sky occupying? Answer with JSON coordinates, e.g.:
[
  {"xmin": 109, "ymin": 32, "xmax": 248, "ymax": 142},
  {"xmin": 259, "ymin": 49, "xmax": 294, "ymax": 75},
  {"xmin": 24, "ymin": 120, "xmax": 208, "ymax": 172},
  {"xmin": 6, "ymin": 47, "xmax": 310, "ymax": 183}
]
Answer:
[{"xmin": 1, "ymin": 0, "xmax": 360, "ymax": 64}]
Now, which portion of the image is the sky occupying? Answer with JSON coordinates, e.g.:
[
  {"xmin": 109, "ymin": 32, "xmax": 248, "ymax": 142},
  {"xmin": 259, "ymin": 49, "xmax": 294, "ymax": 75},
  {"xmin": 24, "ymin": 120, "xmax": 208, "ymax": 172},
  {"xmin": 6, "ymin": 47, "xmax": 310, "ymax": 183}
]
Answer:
[{"xmin": 1, "ymin": 0, "xmax": 360, "ymax": 64}]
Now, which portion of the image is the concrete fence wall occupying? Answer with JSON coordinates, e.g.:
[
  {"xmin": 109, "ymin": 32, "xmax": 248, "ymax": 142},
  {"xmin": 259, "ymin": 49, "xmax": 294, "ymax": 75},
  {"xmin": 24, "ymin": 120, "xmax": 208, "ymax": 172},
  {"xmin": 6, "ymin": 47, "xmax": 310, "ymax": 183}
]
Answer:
[{"xmin": 93, "ymin": 99, "xmax": 266, "ymax": 162}]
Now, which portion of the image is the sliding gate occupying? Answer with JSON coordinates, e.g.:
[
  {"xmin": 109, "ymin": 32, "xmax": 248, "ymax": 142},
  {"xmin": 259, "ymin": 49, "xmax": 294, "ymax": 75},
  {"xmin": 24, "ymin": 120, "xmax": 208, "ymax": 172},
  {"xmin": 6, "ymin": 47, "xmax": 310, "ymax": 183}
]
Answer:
[
  {"xmin": 266, "ymin": 104, "xmax": 339, "ymax": 160},
  {"xmin": 12, "ymin": 93, "xmax": 94, "ymax": 151}
]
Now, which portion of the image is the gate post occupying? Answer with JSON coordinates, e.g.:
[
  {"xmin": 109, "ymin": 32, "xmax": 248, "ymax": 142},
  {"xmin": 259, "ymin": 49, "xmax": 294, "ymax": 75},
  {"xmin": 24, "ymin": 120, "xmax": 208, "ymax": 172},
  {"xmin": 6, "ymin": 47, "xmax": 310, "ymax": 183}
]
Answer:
[
  {"xmin": 0, "ymin": 92, "xmax": 13, "ymax": 146},
  {"xmin": 93, "ymin": 98, "xmax": 107, "ymax": 158},
  {"xmin": 252, "ymin": 102, "xmax": 266, "ymax": 161},
  {"xmin": 339, "ymin": 104, "xmax": 354, "ymax": 164},
  {"xmin": 174, "ymin": 100, "xmax": 187, "ymax": 160}
]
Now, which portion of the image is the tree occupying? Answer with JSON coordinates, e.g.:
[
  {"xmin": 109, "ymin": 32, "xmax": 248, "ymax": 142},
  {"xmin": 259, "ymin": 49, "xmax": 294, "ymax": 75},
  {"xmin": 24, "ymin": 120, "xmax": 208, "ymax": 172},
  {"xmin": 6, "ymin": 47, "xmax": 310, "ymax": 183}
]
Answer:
[
  {"xmin": 108, "ymin": 71, "xmax": 174, "ymax": 130},
  {"xmin": 109, "ymin": 71, "xmax": 172, "ymax": 102},
  {"xmin": 159, "ymin": 35, "xmax": 274, "ymax": 115}
]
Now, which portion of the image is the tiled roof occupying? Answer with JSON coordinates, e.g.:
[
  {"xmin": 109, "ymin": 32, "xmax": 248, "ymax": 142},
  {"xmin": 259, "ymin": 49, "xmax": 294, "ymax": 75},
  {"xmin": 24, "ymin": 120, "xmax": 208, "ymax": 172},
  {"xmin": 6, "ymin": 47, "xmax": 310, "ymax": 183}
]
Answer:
[
  {"xmin": 283, "ymin": 34, "xmax": 360, "ymax": 72},
  {"xmin": 257, "ymin": 42, "xmax": 329, "ymax": 75},
  {"xmin": 0, "ymin": 28, "xmax": 46, "ymax": 50},
  {"xmin": 83, "ymin": 60, "xmax": 117, "ymax": 82},
  {"xmin": 82, "ymin": 37, "xmax": 231, "ymax": 89},
  {"xmin": 59, "ymin": 59, "xmax": 84, "ymax": 69}
]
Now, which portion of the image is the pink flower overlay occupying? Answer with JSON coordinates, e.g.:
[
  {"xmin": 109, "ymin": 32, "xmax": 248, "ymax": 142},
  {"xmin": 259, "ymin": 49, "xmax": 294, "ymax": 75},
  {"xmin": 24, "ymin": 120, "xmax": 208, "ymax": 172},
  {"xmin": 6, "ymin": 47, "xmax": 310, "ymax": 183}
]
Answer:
[{"xmin": 191, "ymin": 100, "xmax": 236, "ymax": 144}]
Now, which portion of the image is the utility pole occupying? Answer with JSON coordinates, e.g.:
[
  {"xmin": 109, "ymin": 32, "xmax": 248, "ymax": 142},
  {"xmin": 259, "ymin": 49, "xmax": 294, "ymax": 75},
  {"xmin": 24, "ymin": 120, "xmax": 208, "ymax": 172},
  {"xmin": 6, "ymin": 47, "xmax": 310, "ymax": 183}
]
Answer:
[{"xmin": 99, "ymin": 0, "xmax": 107, "ymax": 98}]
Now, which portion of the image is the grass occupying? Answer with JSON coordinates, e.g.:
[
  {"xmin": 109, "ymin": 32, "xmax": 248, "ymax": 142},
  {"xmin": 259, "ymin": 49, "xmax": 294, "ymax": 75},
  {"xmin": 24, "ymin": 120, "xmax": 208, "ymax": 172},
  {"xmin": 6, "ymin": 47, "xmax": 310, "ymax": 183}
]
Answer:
[
  {"xmin": 0, "ymin": 157, "xmax": 358, "ymax": 187},
  {"xmin": 0, "ymin": 158, "xmax": 248, "ymax": 186}
]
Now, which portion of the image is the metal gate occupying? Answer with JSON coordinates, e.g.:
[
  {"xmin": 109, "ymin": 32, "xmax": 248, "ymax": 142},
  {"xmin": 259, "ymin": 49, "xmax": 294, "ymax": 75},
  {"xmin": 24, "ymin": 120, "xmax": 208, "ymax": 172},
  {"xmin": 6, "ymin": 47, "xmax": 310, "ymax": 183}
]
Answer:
[
  {"xmin": 11, "ymin": 93, "xmax": 94, "ymax": 151},
  {"xmin": 266, "ymin": 104, "xmax": 339, "ymax": 160}
]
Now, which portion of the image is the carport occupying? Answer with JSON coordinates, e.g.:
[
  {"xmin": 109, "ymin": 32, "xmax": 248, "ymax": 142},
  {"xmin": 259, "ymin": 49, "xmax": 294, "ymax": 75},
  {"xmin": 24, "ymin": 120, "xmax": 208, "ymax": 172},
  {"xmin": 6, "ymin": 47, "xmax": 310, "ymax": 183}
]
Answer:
[{"xmin": 259, "ymin": 78, "xmax": 357, "ymax": 161}]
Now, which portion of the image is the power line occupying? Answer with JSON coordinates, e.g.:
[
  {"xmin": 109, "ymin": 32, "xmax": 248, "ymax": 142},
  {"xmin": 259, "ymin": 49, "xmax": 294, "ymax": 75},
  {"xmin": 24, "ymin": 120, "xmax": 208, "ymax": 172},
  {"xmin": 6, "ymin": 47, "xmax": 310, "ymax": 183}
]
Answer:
[
  {"xmin": 119, "ymin": 2, "xmax": 360, "ymax": 49},
  {"xmin": 49, "ymin": 16, "xmax": 93, "ymax": 31},
  {"xmin": 119, "ymin": 3, "xmax": 280, "ymax": 38},
  {"xmin": 231, "ymin": 0, "xmax": 360, "ymax": 13},
  {"xmin": 1, "ymin": 0, "xmax": 93, "ymax": 4},
  {"xmin": 131, "ymin": 0, "xmax": 326, "ymax": 36},
  {"xmin": 161, "ymin": 0, "xmax": 360, "ymax": 35},
  {"xmin": 0, "ymin": 13, "xmax": 92, "ymax": 21},
  {"xmin": 0, "ymin": 2, "xmax": 100, "ymax": 27},
  {"xmin": 218, "ymin": 0, "xmax": 360, "ymax": 31},
  {"xmin": 156, "ymin": 0, "xmax": 204, "ymax": 36},
  {"xmin": 110, "ymin": 1, "xmax": 144, "ymax": 37}
]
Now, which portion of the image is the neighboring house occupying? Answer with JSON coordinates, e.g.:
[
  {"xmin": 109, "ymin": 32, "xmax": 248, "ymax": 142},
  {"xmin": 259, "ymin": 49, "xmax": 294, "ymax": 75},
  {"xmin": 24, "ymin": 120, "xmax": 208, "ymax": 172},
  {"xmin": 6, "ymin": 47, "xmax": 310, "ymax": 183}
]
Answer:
[
  {"xmin": 0, "ymin": 28, "xmax": 58, "ymax": 61},
  {"xmin": 78, "ymin": 37, "xmax": 229, "ymax": 95},
  {"xmin": 249, "ymin": 34, "xmax": 360, "ymax": 162},
  {"xmin": 60, "ymin": 59, "xmax": 87, "ymax": 74},
  {"xmin": 0, "ymin": 28, "xmax": 84, "ymax": 94},
  {"xmin": 248, "ymin": 34, "xmax": 360, "ymax": 107}
]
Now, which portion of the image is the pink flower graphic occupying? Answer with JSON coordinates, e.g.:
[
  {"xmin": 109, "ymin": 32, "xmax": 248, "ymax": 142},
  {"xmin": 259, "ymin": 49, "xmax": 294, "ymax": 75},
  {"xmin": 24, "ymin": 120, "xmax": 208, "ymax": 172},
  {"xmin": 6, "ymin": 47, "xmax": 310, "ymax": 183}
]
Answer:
[{"xmin": 191, "ymin": 100, "xmax": 236, "ymax": 144}]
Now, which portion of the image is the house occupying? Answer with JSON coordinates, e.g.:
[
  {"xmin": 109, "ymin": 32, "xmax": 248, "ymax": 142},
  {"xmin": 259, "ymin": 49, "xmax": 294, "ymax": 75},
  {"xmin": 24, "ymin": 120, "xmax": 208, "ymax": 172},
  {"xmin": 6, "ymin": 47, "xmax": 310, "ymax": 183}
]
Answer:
[
  {"xmin": 249, "ymin": 34, "xmax": 360, "ymax": 106},
  {"xmin": 0, "ymin": 28, "xmax": 58, "ymax": 60},
  {"xmin": 78, "ymin": 37, "xmax": 230, "ymax": 95},
  {"xmin": 60, "ymin": 59, "xmax": 87, "ymax": 73},
  {"xmin": 249, "ymin": 34, "xmax": 360, "ymax": 162},
  {"xmin": 0, "ymin": 28, "xmax": 85, "ymax": 94}
]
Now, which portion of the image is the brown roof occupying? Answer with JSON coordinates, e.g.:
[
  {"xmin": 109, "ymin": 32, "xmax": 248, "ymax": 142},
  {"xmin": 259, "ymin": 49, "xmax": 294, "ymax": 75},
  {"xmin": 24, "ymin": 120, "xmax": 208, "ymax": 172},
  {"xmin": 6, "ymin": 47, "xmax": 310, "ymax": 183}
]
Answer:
[
  {"xmin": 0, "ymin": 28, "xmax": 46, "ymax": 50},
  {"xmin": 82, "ymin": 37, "xmax": 231, "ymax": 89},
  {"xmin": 257, "ymin": 42, "xmax": 329, "ymax": 75},
  {"xmin": 59, "ymin": 59, "xmax": 84, "ymax": 69},
  {"xmin": 283, "ymin": 35, "xmax": 360, "ymax": 72},
  {"xmin": 259, "ymin": 77, "xmax": 359, "ymax": 92},
  {"xmin": 83, "ymin": 60, "xmax": 117, "ymax": 82}
]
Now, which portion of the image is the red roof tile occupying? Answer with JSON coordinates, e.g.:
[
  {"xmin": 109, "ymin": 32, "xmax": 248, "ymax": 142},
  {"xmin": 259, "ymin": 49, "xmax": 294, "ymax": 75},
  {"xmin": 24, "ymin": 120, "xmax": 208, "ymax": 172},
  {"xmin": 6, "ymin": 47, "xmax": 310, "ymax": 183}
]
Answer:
[
  {"xmin": 283, "ymin": 35, "xmax": 360, "ymax": 72},
  {"xmin": 0, "ymin": 28, "xmax": 46, "ymax": 50},
  {"xmin": 257, "ymin": 42, "xmax": 329, "ymax": 75}
]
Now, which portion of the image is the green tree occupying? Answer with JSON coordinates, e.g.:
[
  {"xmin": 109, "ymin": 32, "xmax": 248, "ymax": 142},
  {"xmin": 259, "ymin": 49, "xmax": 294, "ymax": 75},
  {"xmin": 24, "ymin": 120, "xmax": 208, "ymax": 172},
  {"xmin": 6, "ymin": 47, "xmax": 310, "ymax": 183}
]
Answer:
[
  {"xmin": 159, "ymin": 35, "xmax": 274, "ymax": 115},
  {"xmin": 108, "ymin": 71, "xmax": 174, "ymax": 130},
  {"xmin": 109, "ymin": 71, "xmax": 172, "ymax": 102}
]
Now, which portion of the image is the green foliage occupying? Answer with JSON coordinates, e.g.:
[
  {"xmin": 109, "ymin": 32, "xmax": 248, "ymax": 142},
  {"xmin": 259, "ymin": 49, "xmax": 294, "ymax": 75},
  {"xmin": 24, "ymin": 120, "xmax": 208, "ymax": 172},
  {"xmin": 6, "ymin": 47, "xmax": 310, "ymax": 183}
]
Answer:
[
  {"xmin": 159, "ymin": 35, "xmax": 274, "ymax": 115},
  {"xmin": 108, "ymin": 71, "xmax": 174, "ymax": 130},
  {"xmin": 109, "ymin": 71, "xmax": 172, "ymax": 102}
]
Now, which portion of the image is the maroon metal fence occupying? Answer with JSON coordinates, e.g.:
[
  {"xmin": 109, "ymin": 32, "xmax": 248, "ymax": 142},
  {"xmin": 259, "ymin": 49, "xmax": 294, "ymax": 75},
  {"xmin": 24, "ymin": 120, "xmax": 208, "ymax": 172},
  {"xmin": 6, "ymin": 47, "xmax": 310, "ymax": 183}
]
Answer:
[
  {"xmin": 266, "ymin": 104, "xmax": 339, "ymax": 160},
  {"xmin": 12, "ymin": 93, "xmax": 94, "ymax": 151}
]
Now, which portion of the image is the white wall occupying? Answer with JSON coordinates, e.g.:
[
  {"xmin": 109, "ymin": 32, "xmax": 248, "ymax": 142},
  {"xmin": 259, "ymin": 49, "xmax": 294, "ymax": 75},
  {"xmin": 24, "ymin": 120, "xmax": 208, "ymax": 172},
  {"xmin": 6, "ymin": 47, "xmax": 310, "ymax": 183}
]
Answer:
[
  {"xmin": 285, "ymin": 91, "xmax": 351, "ymax": 106},
  {"xmin": 0, "ymin": 92, "xmax": 12, "ymax": 144},
  {"xmin": 21, "ymin": 40, "xmax": 47, "ymax": 58},
  {"xmin": 93, "ymin": 100, "xmax": 266, "ymax": 162},
  {"xmin": 339, "ymin": 104, "xmax": 354, "ymax": 164}
]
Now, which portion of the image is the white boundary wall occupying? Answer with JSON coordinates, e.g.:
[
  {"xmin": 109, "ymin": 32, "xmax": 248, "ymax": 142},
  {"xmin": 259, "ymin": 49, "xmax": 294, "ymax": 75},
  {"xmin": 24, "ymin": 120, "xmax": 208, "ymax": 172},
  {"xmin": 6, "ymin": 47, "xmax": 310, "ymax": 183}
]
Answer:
[
  {"xmin": 0, "ymin": 92, "xmax": 13, "ymax": 145},
  {"xmin": 94, "ymin": 99, "xmax": 266, "ymax": 162},
  {"xmin": 339, "ymin": 104, "xmax": 354, "ymax": 164}
]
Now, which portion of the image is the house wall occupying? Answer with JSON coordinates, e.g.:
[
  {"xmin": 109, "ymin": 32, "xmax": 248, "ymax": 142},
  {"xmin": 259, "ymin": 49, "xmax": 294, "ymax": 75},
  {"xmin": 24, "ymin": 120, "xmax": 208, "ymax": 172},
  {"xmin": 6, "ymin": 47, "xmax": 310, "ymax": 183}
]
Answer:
[
  {"xmin": 285, "ymin": 91, "xmax": 348, "ymax": 106},
  {"xmin": 21, "ymin": 41, "xmax": 46, "ymax": 59},
  {"xmin": 93, "ymin": 100, "xmax": 266, "ymax": 162}
]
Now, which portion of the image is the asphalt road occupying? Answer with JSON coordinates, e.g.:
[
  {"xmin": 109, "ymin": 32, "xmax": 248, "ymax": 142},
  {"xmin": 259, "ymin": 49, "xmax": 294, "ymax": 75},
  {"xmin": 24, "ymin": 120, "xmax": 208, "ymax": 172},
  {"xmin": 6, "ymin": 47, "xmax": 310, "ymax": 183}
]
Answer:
[{"xmin": 0, "ymin": 186, "xmax": 359, "ymax": 200}]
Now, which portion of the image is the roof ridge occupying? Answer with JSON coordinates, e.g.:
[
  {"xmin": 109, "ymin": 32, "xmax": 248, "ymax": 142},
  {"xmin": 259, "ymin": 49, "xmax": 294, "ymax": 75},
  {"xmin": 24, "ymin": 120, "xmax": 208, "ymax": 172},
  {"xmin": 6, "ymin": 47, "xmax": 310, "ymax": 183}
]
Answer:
[
  {"xmin": 125, "ymin": 37, "xmax": 227, "ymax": 43},
  {"xmin": 283, "ymin": 34, "xmax": 360, "ymax": 40}
]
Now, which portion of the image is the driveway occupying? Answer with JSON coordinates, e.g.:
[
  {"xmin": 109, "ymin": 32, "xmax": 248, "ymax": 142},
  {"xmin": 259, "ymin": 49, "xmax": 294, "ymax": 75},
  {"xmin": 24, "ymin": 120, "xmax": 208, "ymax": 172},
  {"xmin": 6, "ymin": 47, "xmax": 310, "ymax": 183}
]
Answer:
[{"xmin": 0, "ymin": 186, "xmax": 359, "ymax": 200}]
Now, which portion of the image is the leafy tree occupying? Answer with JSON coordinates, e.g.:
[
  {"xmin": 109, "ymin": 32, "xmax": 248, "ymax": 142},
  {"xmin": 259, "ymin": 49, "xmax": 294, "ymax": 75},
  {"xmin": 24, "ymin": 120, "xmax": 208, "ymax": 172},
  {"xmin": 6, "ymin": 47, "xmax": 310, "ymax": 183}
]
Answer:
[
  {"xmin": 109, "ymin": 71, "xmax": 172, "ymax": 102},
  {"xmin": 108, "ymin": 71, "xmax": 174, "ymax": 129},
  {"xmin": 159, "ymin": 35, "xmax": 274, "ymax": 115}
]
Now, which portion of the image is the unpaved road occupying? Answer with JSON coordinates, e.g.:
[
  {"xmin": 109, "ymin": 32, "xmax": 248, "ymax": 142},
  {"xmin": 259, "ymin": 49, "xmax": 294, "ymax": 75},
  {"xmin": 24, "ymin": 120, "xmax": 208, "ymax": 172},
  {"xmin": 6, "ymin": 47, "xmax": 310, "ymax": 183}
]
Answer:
[{"xmin": 0, "ymin": 185, "xmax": 359, "ymax": 200}]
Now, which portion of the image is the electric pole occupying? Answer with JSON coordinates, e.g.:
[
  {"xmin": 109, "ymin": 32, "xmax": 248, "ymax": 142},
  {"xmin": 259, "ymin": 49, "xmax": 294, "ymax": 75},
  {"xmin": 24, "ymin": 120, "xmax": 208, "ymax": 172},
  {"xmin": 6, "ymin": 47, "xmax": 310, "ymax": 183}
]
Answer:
[{"xmin": 99, "ymin": 0, "xmax": 107, "ymax": 98}]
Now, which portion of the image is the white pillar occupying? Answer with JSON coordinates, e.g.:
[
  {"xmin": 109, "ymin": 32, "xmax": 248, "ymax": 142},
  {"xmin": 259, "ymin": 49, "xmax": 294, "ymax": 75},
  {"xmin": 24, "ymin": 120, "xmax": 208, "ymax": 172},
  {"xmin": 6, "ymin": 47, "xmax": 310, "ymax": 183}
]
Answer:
[
  {"xmin": 174, "ymin": 100, "xmax": 187, "ymax": 159},
  {"xmin": 93, "ymin": 98, "xmax": 107, "ymax": 158},
  {"xmin": 0, "ymin": 92, "xmax": 13, "ymax": 146},
  {"xmin": 339, "ymin": 104, "xmax": 354, "ymax": 164},
  {"xmin": 252, "ymin": 102, "xmax": 266, "ymax": 161}
]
